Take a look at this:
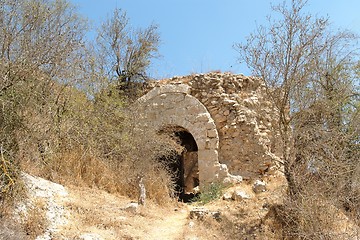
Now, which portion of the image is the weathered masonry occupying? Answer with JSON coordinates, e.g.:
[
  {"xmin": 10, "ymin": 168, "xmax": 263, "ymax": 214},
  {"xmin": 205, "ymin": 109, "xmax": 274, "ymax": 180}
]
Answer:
[{"xmin": 136, "ymin": 72, "xmax": 282, "ymax": 191}]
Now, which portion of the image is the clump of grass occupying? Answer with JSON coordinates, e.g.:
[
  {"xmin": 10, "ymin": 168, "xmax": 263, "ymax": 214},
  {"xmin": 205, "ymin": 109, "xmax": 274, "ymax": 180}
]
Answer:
[{"xmin": 192, "ymin": 183, "xmax": 224, "ymax": 205}]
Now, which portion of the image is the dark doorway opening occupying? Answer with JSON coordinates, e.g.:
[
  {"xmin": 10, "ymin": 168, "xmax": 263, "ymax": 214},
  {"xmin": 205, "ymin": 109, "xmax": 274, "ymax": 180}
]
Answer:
[{"xmin": 159, "ymin": 126, "xmax": 199, "ymax": 202}]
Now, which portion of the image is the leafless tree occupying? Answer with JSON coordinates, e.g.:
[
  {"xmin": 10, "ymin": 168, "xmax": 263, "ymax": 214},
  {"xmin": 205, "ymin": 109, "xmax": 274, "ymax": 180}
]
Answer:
[
  {"xmin": 235, "ymin": 0, "xmax": 359, "ymax": 238},
  {"xmin": 0, "ymin": 0, "xmax": 87, "ymax": 198}
]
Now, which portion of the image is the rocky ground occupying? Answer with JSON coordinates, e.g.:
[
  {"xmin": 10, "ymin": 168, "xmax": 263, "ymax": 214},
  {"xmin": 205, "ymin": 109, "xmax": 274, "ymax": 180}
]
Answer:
[
  {"xmin": 2, "ymin": 171, "xmax": 293, "ymax": 240},
  {"xmin": 3, "ymin": 170, "xmax": 358, "ymax": 240}
]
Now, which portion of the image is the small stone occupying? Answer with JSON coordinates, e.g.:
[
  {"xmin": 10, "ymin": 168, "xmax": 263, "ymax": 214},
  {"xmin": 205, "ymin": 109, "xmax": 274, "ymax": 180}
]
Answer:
[
  {"xmin": 190, "ymin": 207, "xmax": 209, "ymax": 220},
  {"xmin": 215, "ymin": 114, "xmax": 227, "ymax": 123},
  {"xmin": 222, "ymin": 177, "xmax": 232, "ymax": 185},
  {"xmin": 124, "ymin": 202, "xmax": 139, "ymax": 213},
  {"xmin": 211, "ymin": 211, "xmax": 222, "ymax": 222},
  {"xmin": 232, "ymin": 131, "xmax": 240, "ymax": 138},
  {"xmin": 232, "ymin": 190, "xmax": 251, "ymax": 201},
  {"xmin": 223, "ymin": 99, "xmax": 238, "ymax": 105},
  {"xmin": 189, "ymin": 221, "xmax": 195, "ymax": 228},
  {"xmin": 253, "ymin": 180, "xmax": 267, "ymax": 193},
  {"xmin": 222, "ymin": 192, "xmax": 232, "ymax": 201}
]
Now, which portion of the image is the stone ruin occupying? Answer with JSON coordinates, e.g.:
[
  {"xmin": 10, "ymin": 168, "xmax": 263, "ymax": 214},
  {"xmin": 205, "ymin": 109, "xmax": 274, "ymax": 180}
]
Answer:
[{"xmin": 136, "ymin": 72, "xmax": 283, "ymax": 194}]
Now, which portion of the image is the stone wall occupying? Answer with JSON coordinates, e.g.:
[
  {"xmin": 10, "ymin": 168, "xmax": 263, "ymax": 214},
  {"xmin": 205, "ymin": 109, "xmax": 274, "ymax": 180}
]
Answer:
[
  {"xmin": 136, "ymin": 83, "xmax": 228, "ymax": 186},
  {"xmin": 147, "ymin": 72, "xmax": 283, "ymax": 180}
]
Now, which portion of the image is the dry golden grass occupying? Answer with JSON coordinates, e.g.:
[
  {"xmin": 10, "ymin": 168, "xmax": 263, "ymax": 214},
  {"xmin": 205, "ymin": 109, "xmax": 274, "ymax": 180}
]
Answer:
[
  {"xmin": 59, "ymin": 185, "xmax": 187, "ymax": 240},
  {"xmin": 23, "ymin": 199, "xmax": 48, "ymax": 239},
  {"xmin": 22, "ymin": 150, "xmax": 120, "ymax": 193},
  {"xmin": 22, "ymin": 150, "xmax": 175, "ymax": 206}
]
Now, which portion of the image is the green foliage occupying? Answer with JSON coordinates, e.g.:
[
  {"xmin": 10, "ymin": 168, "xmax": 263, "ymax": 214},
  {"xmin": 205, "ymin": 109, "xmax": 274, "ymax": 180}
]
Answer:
[
  {"xmin": 192, "ymin": 183, "xmax": 224, "ymax": 205},
  {"xmin": 95, "ymin": 8, "xmax": 160, "ymax": 100}
]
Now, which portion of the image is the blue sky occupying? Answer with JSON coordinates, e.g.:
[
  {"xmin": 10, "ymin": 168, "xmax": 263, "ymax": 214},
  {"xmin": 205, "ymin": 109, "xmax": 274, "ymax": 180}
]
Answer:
[{"xmin": 71, "ymin": 0, "xmax": 360, "ymax": 79}]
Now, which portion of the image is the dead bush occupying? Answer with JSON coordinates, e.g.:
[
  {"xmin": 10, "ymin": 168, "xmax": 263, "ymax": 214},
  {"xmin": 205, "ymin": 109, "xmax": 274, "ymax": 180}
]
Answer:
[{"xmin": 273, "ymin": 194, "xmax": 359, "ymax": 240}]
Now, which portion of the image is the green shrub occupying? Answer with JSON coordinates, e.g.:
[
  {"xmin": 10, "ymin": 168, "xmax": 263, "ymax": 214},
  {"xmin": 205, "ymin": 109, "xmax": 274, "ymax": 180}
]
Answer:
[{"xmin": 193, "ymin": 182, "xmax": 224, "ymax": 205}]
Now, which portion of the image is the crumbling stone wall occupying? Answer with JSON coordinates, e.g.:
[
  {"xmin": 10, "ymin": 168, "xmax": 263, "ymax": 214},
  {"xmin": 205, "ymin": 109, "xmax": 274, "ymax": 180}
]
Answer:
[
  {"xmin": 136, "ymin": 83, "xmax": 229, "ymax": 186},
  {"xmin": 146, "ymin": 72, "xmax": 282, "ymax": 180}
]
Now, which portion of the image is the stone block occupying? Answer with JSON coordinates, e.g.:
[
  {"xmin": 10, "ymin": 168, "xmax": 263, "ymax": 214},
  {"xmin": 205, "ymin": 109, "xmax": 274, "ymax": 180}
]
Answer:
[
  {"xmin": 195, "ymin": 137, "xmax": 207, "ymax": 150},
  {"xmin": 198, "ymin": 149, "xmax": 219, "ymax": 163},
  {"xmin": 206, "ymin": 138, "xmax": 219, "ymax": 149},
  {"xmin": 196, "ymin": 113, "xmax": 210, "ymax": 122},
  {"xmin": 205, "ymin": 121, "xmax": 216, "ymax": 130},
  {"xmin": 214, "ymin": 114, "xmax": 227, "ymax": 123},
  {"xmin": 207, "ymin": 129, "xmax": 218, "ymax": 138},
  {"xmin": 159, "ymin": 84, "xmax": 190, "ymax": 94},
  {"xmin": 187, "ymin": 105, "xmax": 201, "ymax": 115},
  {"xmin": 164, "ymin": 93, "xmax": 185, "ymax": 103}
]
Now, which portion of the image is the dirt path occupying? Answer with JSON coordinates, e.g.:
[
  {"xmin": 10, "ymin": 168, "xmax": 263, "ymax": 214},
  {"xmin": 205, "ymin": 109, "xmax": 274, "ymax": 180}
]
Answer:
[
  {"xmin": 19, "ymin": 173, "xmax": 190, "ymax": 239},
  {"xmin": 58, "ymin": 186, "xmax": 189, "ymax": 240},
  {"xmin": 145, "ymin": 208, "xmax": 188, "ymax": 240}
]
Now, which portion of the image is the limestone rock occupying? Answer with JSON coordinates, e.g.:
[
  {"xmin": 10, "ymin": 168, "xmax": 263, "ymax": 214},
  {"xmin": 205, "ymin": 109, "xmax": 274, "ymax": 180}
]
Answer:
[
  {"xmin": 253, "ymin": 180, "xmax": 267, "ymax": 193},
  {"xmin": 190, "ymin": 207, "xmax": 208, "ymax": 220},
  {"xmin": 223, "ymin": 174, "xmax": 243, "ymax": 185},
  {"xmin": 124, "ymin": 202, "xmax": 139, "ymax": 214},
  {"xmin": 190, "ymin": 207, "xmax": 221, "ymax": 222},
  {"xmin": 232, "ymin": 190, "xmax": 251, "ymax": 201},
  {"xmin": 188, "ymin": 221, "xmax": 195, "ymax": 228},
  {"xmin": 18, "ymin": 173, "xmax": 69, "ymax": 240},
  {"xmin": 222, "ymin": 191, "xmax": 233, "ymax": 201}
]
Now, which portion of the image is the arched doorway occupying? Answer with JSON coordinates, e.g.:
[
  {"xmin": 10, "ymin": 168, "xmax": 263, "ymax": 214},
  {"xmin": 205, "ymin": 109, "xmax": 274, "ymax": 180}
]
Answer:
[
  {"xmin": 159, "ymin": 126, "xmax": 199, "ymax": 201},
  {"xmin": 136, "ymin": 83, "xmax": 229, "ymax": 190}
]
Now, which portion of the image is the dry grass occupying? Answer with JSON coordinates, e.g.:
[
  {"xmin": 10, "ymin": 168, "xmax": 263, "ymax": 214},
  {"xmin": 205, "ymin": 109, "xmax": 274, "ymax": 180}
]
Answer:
[
  {"xmin": 273, "ymin": 194, "xmax": 360, "ymax": 240},
  {"xmin": 181, "ymin": 175, "xmax": 287, "ymax": 240},
  {"xmin": 22, "ymin": 150, "xmax": 121, "ymax": 194},
  {"xmin": 23, "ymin": 199, "xmax": 48, "ymax": 239},
  {"xmin": 22, "ymin": 149, "xmax": 176, "ymax": 206},
  {"xmin": 59, "ymin": 185, "xmax": 187, "ymax": 240},
  {"xmin": 20, "ymin": 116, "xmax": 179, "ymax": 206}
]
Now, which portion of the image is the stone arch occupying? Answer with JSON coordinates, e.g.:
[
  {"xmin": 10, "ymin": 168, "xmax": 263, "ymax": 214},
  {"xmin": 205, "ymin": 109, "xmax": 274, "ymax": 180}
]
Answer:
[{"xmin": 136, "ymin": 84, "xmax": 228, "ymax": 187}]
